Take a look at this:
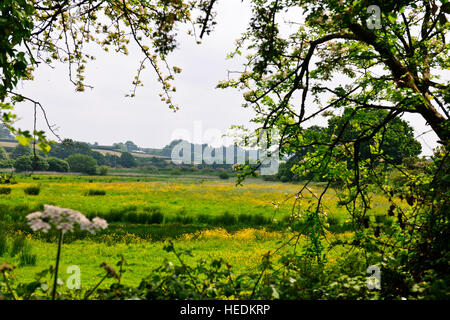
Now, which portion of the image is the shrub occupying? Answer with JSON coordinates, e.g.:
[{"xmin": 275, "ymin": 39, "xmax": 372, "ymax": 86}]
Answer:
[
  {"xmin": 0, "ymin": 159, "xmax": 14, "ymax": 168},
  {"xmin": 24, "ymin": 185, "xmax": 40, "ymax": 195},
  {"xmin": 48, "ymin": 157, "xmax": 70, "ymax": 172},
  {"xmin": 98, "ymin": 165, "xmax": 109, "ymax": 176},
  {"xmin": 14, "ymin": 155, "xmax": 33, "ymax": 172},
  {"xmin": 170, "ymin": 169, "xmax": 182, "ymax": 175},
  {"xmin": 86, "ymin": 189, "xmax": 106, "ymax": 196},
  {"xmin": 262, "ymin": 175, "xmax": 278, "ymax": 181},
  {"xmin": 218, "ymin": 172, "xmax": 230, "ymax": 180},
  {"xmin": 31, "ymin": 155, "xmax": 49, "ymax": 171},
  {"xmin": 66, "ymin": 154, "xmax": 97, "ymax": 175},
  {"xmin": 0, "ymin": 173, "xmax": 16, "ymax": 184},
  {"xmin": 143, "ymin": 165, "xmax": 158, "ymax": 173},
  {"xmin": 0, "ymin": 187, "xmax": 11, "ymax": 194}
]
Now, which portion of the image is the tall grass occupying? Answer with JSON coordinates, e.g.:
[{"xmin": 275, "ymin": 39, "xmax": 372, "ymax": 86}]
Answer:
[
  {"xmin": 24, "ymin": 185, "xmax": 41, "ymax": 196},
  {"xmin": 0, "ymin": 229, "xmax": 7, "ymax": 256},
  {"xmin": 19, "ymin": 242, "xmax": 37, "ymax": 267},
  {"xmin": 10, "ymin": 235, "xmax": 26, "ymax": 257},
  {"xmin": 86, "ymin": 189, "xmax": 106, "ymax": 196}
]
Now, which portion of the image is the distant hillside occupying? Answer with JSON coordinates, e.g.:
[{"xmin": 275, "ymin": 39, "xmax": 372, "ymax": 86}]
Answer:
[
  {"xmin": 0, "ymin": 140, "xmax": 164, "ymax": 159},
  {"xmin": 0, "ymin": 124, "xmax": 15, "ymax": 140}
]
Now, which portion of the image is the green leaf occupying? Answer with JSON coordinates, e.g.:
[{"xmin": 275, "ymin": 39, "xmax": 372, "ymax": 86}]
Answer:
[{"xmin": 16, "ymin": 135, "xmax": 31, "ymax": 146}]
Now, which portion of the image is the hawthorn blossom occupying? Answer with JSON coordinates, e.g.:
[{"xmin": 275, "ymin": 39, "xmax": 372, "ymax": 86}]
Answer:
[{"xmin": 26, "ymin": 205, "xmax": 108, "ymax": 234}]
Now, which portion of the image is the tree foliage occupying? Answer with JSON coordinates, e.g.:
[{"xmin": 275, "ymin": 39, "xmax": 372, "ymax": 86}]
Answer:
[
  {"xmin": 120, "ymin": 151, "xmax": 137, "ymax": 168},
  {"xmin": 218, "ymin": 0, "xmax": 449, "ymax": 292},
  {"xmin": 13, "ymin": 155, "xmax": 32, "ymax": 172},
  {"xmin": 0, "ymin": 146, "xmax": 8, "ymax": 161},
  {"xmin": 11, "ymin": 143, "xmax": 32, "ymax": 159},
  {"xmin": 66, "ymin": 153, "xmax": 97, "ymax": 174},
  {"xmin": 47, "ymin": 157, "xmax": 70, "ymax": 172},
  {"xmin": 49, "ymin": 139, "xmax": 105, "ymax": 165}
]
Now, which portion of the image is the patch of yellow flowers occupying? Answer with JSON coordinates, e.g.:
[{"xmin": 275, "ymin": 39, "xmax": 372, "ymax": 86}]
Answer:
[{"xmin": 181, "ymin": 228, "xmax": 285, "ymax": 241}]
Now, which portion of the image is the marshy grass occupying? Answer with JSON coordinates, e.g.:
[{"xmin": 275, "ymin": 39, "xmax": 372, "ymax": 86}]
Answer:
[
  {"xmin": 24, "ymin": 185, "xmax": 41, "ymax": 196},
  {"xmin": 85, "ymin": 189, "xmax": 106, "ymax": 196},
  {"xmin": 19, "ymin": 242, "xmax": 37, "ymax": 267},
  {"xmin": 0, "ymin": 187, "xmax": 11, "ymax": 195},
  {"xmin": 0, "ymin": 229, "xmax": 7, "ymax": 256},
  {"xmin": 10, "ymin": 235, "xmax": 26, "ymax": 257}
]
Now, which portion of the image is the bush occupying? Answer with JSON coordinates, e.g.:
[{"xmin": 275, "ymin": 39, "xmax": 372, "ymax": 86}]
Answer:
[
  {"xmin": 262, "ymin": 175, "xmax": 278, "ymax": 181},
  {"xmin": 24, "ymin": 185, "xmax": 40, "ymax": 195},
  {"xmin": 170, "ymin": 169, "xmax": 182, "ymax": 175},
  {"xmin": 48, "ymin": 157, "xmax": 70, "ymax": 172},
  {"xmin": 66, "ymin": 153, "xmax": 97, "ymax": 175},
  {"xmin": 98, "ymin": 165, "xmax": 109, "ymax": 176},
  {"xmin": 86, "ymin": 189, "xmax": 106, "ymax": 196},
  {"xmin": 14, "ymin": 155, "xmax": 33, "ymax": 172},
  {"xmin": 31, "ymin": 155, "xmax": 49, "ymax": 171},
  {"xmin": 0, "ymin": 159, "xmax": 14, "ymax": 168},
  {"xmin": 218, "ymin": 172, "xmax": 230, "ymax": 180}
]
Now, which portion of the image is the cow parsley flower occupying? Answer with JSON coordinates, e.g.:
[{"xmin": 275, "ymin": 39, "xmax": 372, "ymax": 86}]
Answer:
[{"xmin": 26, "ymin": 205, "xmax": 108, "ymax": 234}]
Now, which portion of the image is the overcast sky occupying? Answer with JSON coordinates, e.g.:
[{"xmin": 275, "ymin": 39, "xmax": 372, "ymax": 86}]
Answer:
[{"xmin": 13, "ymin": 0, "xmax": 443, "ymax": 155}]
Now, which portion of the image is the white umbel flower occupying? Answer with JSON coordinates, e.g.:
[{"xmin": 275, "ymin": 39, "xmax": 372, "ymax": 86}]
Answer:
[{"xmin": 26, "ymin": 205, "xmax": 108, "ymax": 234}]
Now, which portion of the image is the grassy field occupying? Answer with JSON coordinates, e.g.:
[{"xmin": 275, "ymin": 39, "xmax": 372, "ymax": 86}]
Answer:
[{"xmin": 0, "ymin": 173, "xmax": 388, "ymax": 290}]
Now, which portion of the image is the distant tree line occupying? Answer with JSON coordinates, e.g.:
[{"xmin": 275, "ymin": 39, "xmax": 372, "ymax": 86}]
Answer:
[{"xmin": 0, "ymin": 137, "xmax": 140, "ymax": 175}]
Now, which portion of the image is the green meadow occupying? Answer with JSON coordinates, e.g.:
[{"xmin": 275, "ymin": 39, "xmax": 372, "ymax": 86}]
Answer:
[{"xmin": 0, "ymin": 173, "xmax": 390, "ymax": 290}]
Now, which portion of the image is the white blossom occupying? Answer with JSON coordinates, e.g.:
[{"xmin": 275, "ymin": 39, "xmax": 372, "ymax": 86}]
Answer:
[
  {"xmin": 28, "ymin": 219, "xmax": 51, "ymax": 233},
  {"xmin": 92, "ymin": 217, "xmax": 108, "ymax": 230},
  {"xmin": 26, "ymin": 205, "xmax": 108, "ymax": 235}
]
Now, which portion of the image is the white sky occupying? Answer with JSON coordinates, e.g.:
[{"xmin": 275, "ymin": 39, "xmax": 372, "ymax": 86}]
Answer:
[{"xmin": 13, "ymin": 1, "xmax": 443, "ymax": 156}]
